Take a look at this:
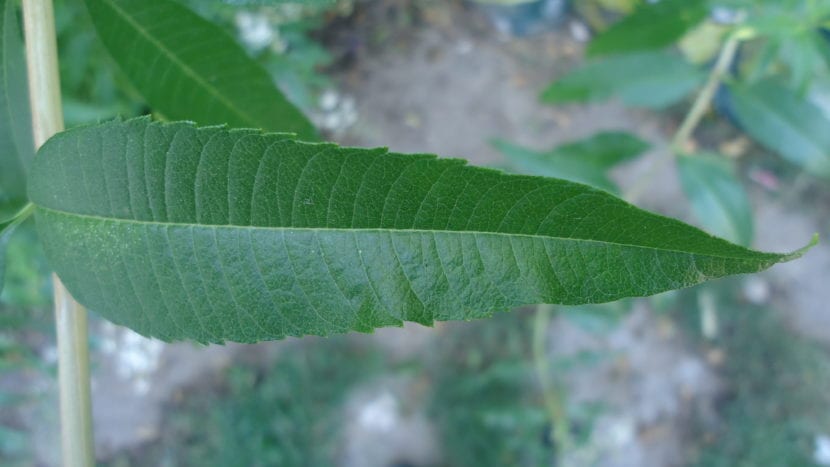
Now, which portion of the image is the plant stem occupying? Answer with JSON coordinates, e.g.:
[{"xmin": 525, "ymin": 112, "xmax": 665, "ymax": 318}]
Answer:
[
  {"xmin": 22, "ymin": 1, "xmax": 94, "ymax": 466},
  {"xmin": 532, "ymin": 304, "xmax": 571, "ymax": 455},
  {"xmin": 624, "ymin": 31, "xmax": 743, "ymax": 204},
  {"xmin": 671, "ymin": 33, "xmax": 742, "ymax": 153}
]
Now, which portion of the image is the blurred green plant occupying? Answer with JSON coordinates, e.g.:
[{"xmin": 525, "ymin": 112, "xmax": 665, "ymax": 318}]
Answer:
[
  {"xmin": 487, "ymin": 3, "xmax": 830, "ymax": 463},
  {"xmin": 54, "ymin": 0, "xmax": 143, "ymax": 126},
  {"xmin": 179, "ymin": 0, "xmax": 338, "ymax": 110},
  {"xmin": 103, "ymin": 338, "xmax": 383, "ymax": 467},
  {"xmin": 431, "ymin": 308, "xmax": 623, "ymax": 467},
  {"xmin": 431, "ymin": 312, "xmax": 553, "ymax": 467},
  {"xmin": 1, "ymin": 221, "xmax": 52, "ymax": 309},
  {"xmin": 674, "ymin": 282, "xmax": 830, "ymax": 466}
]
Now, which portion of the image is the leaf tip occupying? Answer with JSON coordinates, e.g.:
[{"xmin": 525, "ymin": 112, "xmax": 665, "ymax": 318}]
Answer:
[{"xmin": 782, "ymin": 233, "xmax": 820, "ymax": 262}]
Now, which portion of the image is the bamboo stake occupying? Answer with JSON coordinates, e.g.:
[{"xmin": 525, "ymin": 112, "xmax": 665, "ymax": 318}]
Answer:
[{"xmin": 22, "ymin": 1, "xmax": 94, "ymax": 465}]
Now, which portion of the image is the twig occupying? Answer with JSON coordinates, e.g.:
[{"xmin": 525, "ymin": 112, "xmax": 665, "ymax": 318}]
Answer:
[
  {"xmin": 22, "ymin": 1, "xmax": 94, "ymax": 465},
  {"xmin": 624, "ymin": 31, "xmax": 744, "ymax": 204},
  {"xmin": 532, "ymin": 304, "xmax": 571, "ymax": 455},
  {"xmin": 672, "ymin": 33, "xmax": 742, "ymax": 152}
]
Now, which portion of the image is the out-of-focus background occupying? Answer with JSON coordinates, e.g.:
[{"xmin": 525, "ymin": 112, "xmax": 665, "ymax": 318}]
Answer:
[{"xmin": 2, "ymin": 0, "xmax": 830, "ymax": 465}]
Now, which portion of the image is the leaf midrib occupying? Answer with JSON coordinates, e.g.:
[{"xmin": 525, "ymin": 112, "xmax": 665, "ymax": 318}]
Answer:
[
  {"xmin": 100, "ymin": 0, "xmax": 255, "ymax": 126},
  {"xmin": 35, "ymin": 205, "xmax": 777, "ymax": 262}
]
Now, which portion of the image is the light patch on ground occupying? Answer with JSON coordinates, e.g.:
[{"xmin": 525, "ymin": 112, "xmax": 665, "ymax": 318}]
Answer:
[{"xmin": 99, "ymin": 322, "xmax": 164, "ymax": 395}]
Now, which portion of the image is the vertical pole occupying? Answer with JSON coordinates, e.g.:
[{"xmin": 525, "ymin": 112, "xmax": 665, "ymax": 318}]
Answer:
[{"xmin": 21, "ymin": 1, "xmax": 94, "ymax": 465}]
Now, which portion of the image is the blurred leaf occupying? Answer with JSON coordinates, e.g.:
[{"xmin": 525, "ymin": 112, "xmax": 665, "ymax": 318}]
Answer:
[
  {"xmin": 105, "ymin": 338, "xmax": 381, "ymax": 467},
  {"xmin": 728, "ymin": 80, "xmax": 830, "ymax": 178},
  {"xmin": 262, "ymin": 19, "xmax": 334, "ymax": 110},
  {"xmin": 84, "ymin": 0, "xmax": 318, "ymax": 140},
  {"xmin": 819, "ymin": 30, "xmax": 830, "ymax": 68},
  {"xmin": 0, "ymin": 224, "xmax": 11, "ymax": 293},
  {"xmin": 741, "ymin": 2, "xmax": 828, "ymax": 37},
  {"xmin": 0, "ymin": 424, "xmax": 28, "ymax": 461},
  {"xmin": 29, "ymin": 118, "xmax": 810, "ymax": 343},
  {"xmin": 541, "ymin": 51, "xmax": 704, "ymax": 109},
  {"xmin": 219, "ymin": 0, "xmax": 336, "ymax": 4},
  {"xmin": 492, "ymin": 131, "xmax": 649, "ymax": 192},
  {"xmin": 737, "ymin": 5, "xmax": 830, "ymax": 88},
  {"xmin": 0, "ymin": 200, "xmax": 21, "ymax": 224},
  {"xmin": 432, "ymin": 313, "xmax": 551, "ymax": 467},
  {"xmin": 559, "ymin": 299, "xmax": 633, "ymax": 334},
  {"xmin": 0, "ymin": 208, "xmax": 28, "ymax": 295},
  {"xmin": 685, "ymin": 295, "xmax": 830, "ymax": 467},
  {"xmin": 742, "ymin": 39, "xmax": 781, "ymax": 84},
  {"xmin": 678, "ymin": 154, "xmax": 753, "ymax": 247},
  {"xmin": 472, "ymin": 0, "xmax": 537, "ymax": 4},
  {"xmin": 0, "ymin": 0, "xmax": 34, "ymax": 203},
  {"xmin": 0, "ymin": 219, "xmax": 51, "ymax": 307},
  {"xmin": 61, "ymin": 96, "xmax": 128, "ymax": 128},
  {"xmin": 588, "ymin": 0, "xmax": 708, "ymax": 56},
  {"xmin": 778, "ymin": 32, "xmax": 827, "ymax": 92},
  {"xmin": 54, "ymin": 0, "xmax": 143, "ymax": 127}
]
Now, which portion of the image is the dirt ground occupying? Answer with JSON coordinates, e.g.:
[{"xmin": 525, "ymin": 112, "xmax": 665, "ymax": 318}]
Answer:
[{"xmin": 23, "ymin": 1, "xmax": 830, "ymax": 466}]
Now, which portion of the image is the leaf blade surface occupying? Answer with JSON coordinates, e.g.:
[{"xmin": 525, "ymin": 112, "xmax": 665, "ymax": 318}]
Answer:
[
  {"xmin": 83, "ymin": 0, "xmax": 317, "ymax": 139},
  {"xmin": 29, "ymin": 119, "xmax": 808, "ymax": 343}
]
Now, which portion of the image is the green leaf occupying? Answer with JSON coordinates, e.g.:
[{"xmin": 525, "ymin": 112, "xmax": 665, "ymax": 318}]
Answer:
[
  {"xmin": 492, "ymin": 132, "xmax": 649, "ymax": 193},
  {"xmin": 541, "ymin": 51, "xmax": 704, "ymax": 109},
  {"xmin": 0, "ymin": 0, "xmax": 34, "ymax": 203},
  {"xmin": 588, "ymin": 0, "xmax": 708, "ymax": 56},
  {"xmin": 83, "ymin": 0, "xmax": 318, "ymax": 140},
  {"xmin": 28, "ymin": 119, "xmax": 812, "ymax": 343},
  {"xmin": 0, "ymin": 204, "xmax": 31, "ymax": 294},
  {"xmin": 728, "ymin": 80, "xmax": 830, "ymax": 178},
  {"xmin": 678, "ymin": 154, "xmax": 753, "ymax": 247}
]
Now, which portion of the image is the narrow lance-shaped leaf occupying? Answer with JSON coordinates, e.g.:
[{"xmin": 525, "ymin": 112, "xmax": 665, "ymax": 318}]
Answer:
[
  {"xmin": 492, "ymin": 132, "xmax": 649, "ymax": 193},
  {"xmin": 588, "ymin": 0, "xmax": 708, "ymax": 56},
  {"xmin": 0, "ymin": 0, "xmax": 34, "ymax": 204},
  {"xmin": 29, "ymin": 119, "xmax": 813, "ymax": 343},
  {"xmin": 728, "ymin": 80, "xmax": 830, "ymax": 179},
  {"xmin": 83, "ymin": 0, "xmax": 318, "ymax": 140},
  {"xmin": 541, "ymin": 51, "xmax": 705, "ymax": 110},
  {"xmin": 678, "ymin": 154, "xmax": 753, "ymax": 246}
]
